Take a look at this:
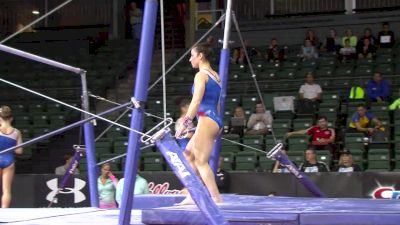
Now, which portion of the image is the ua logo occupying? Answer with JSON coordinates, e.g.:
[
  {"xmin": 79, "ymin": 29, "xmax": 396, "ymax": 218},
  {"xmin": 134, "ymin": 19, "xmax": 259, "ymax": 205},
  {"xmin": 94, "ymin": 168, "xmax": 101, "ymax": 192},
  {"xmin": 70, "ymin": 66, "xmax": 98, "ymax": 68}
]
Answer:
[{"xmin": 46, "ymin": 178, "xmax": 86, "ymax": 203}]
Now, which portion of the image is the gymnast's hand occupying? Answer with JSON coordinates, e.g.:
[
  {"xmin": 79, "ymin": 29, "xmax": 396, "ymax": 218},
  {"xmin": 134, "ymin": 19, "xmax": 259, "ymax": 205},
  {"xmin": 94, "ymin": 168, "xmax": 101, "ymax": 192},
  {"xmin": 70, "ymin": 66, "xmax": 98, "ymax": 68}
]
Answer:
[{"xmin": 175, "ymin": 116, "xmax": 192, "ymax": 139}]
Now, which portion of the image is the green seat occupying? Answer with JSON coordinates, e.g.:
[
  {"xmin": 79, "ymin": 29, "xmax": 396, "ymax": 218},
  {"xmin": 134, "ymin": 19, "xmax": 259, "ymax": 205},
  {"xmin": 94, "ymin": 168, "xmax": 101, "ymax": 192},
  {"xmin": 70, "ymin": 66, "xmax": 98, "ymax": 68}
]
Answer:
[
  {"xmin": 106, "ymin": 127, "xmax": 126, "ymax": 138},
  {"xmin": 10, "ymin": 104, "xmax": 27, "ymax": 115},
  {"xmin": 143, "ymin": 152, "xmax": 165, "ymax": 171},
  {"xmin": 275, "ymin": 69, "xmax": 296, "ymax": 80},
  {"xmin": 316, "ymin": 150, "xmax": 332, "ymax": 167},
  {"xmin": 221, "ymin": 145, "xmax": 240, "ymax": 153},
  {"xmin": 235, "ymin": 151, "xmax": 258, "ymax": 171},
  {"xmin": 32, "ymin": 127, "xmax": 51, "ymax": 138},
  {"xmin": 288, "ymin": 135, "xmax": 309, "ymax": 151},
  {"xmin": 287, "ymin": 151, "xmax": 304, "ymax": 166},
  {"xmin": 315, "ymin": 67, "xmax": 334, "ymax": 77},
  {"xmin": 296, "ymin": 68, "xmax": 315, "ymax": 79},
  {"xmin": 241, "ymin": 95, "xmax": 259, "ymax": 109},
  {"xmin": 344, "ymin": 133, "xmax": 366, "ymax": 149},
  {"xmin": 318, "ymin": 106, "xmax": 337, "ymax": 118},
  {"xmin": 221, "ymin": 134, "xmax": 241, "ymax": 152},
  {"xmin": 220, "ymin": 152, "xmax": 234, "ymax": 171},
  {"xmin": 19, "ymin": 127, "xmax": 32, "ymax": 140},
  {"xmin": 47, "ymin": 103, "xmax": 64, "ymax": 114},
  {"xmin": 242, "ymin": 135, "xmax": 264, "ymax": 149},
  {"xmin": 143, "ymin": 152, "xmax": 164, "ymax": 163},
  {"xmin": 366, "ymin": 149, "xmax": 391, "ymax": 171},
  {"xmin": 32, "ymin": 115, "xmax": 49, "ymax": 128},
  {"xmin": 292, "ymin": 118, "xmax": 313, "ymax": 129},
  {"xmin": 96, "ymin": 138, "xmax": 113, "ymax": 156},
  {"xmin": 273, "ymin": 119, "xmax": 292, "ymax": 130},
  {"xmin": 393, "ymin": 152, "xmax": 400, "ymax": 171},
  {"xmin": 49, "ymin": 114, "xmax": 66, "ymax": 128},
  {"xmin": 301, "ymin": 59, "xmax": 318, "ymax": 69},
  {"xmin": 280, "ymin": 60, "xmax": 299, "ymax": 69},
  {"xmin": 29, "ymin": 103, "xmax": 46, "ymax": 113},
  {"xmin": 354, "ymin": 67, "xmax": 373, "ymax": 77},
  {"xmin": 225, "ymin": 96, "xmax": 241, "ymax": 109},
  {"xmin": 376, "ymin": 64, "xmax": 394, "ymax": 75},
  {"xmin": 319, "ymin": 91, "xmax": 339, "ymax": 106},
  {"xmin": 265, "ymin": 136, "xmax": 284, "ymax": 150},
  {"xmin": 258, "ymin": 154, "xmax": 276, "ymax": 172},
  {"xmin": 13, "ymin": 115, "xmax": 31, "ymax": 127},
  {"xmin": 99, "ymin": 154, "xmax": 121, "ymax": 171},
  {"xmin": 113, "ymin": 137, "xmax": 129, "ymax": 154},
  {"xmin": 347, "ymin": 149, "xmax": 365, "ymax": 165}
]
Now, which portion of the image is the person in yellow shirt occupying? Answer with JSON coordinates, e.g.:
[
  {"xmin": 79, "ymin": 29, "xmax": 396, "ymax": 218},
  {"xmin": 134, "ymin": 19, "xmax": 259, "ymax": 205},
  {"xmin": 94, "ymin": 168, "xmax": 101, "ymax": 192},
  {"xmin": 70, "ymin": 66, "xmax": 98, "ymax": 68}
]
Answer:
[
  {"xmin": 342, "ymin": 29, "xmax": 358, "ymax": 47},
  {"xmin": 348, "ymin": 104, "xmax": 384, "ymax": 135}
]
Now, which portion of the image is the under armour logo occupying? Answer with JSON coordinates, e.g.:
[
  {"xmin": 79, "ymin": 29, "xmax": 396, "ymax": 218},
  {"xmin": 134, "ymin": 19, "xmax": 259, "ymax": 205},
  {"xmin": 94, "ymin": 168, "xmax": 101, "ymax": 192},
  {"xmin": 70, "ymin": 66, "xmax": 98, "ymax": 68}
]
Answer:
[{"xmin": 46, "ymin": 178, "xmax": 86, "ymax": 204}]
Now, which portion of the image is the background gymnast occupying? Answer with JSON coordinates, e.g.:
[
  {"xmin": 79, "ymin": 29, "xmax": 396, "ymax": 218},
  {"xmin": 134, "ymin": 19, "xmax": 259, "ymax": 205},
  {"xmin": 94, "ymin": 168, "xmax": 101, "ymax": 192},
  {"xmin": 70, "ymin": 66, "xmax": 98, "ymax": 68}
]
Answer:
[
  {"xmin": 0, "ymin": 106, "xmax": 23, "ymax": 208},
  {"xmin": 175, "ymin": 43, "xmax": 223, "ymax": 205}
]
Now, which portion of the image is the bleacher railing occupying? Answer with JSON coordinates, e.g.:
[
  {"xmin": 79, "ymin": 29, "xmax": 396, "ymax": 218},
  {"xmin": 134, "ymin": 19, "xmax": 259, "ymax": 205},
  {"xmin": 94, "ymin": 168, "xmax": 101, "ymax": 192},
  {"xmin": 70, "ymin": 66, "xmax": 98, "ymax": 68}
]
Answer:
[
  {"xmin": 355, "ymin": 0, "xmax": 400, "ymax": 11},
  {"xmin": 0, "ymin": 0, "xmax": 113, "ymax": 37},
  {"xmin": 232, "ymin": 0, "xmax": 400, "ymax": 20}
]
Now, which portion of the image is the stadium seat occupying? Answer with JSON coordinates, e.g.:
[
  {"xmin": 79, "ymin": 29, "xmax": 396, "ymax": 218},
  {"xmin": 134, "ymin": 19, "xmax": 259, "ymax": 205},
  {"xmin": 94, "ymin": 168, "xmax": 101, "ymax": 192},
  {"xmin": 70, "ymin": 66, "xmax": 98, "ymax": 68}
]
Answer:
[
  {"xmin": 113, "ymin": 137, "xmax": 129, "ymax": 154},
  {"xmin": 258, "ymin": 154, "xmax": 276, "ymax": 172},
  {"xmin": 288, "ymin": 135, "xmax": 309, "ymax": 152},
  {"xmin": 316, "ymin": 150, "xmax": 332, "ymax": 167},
  {"xmin": 292, "ymin": 118, "xmax": 313, "ymax": 129},
  {"xmin": 32, "ymin": 115, "xmax": 49, "ymax": 128},
  {"xmin": 143, "ymin": 152, "xmax": 164, "ymax": 171},
  {"xmin": 242, "ymin": 135, "xmax": 264, "ymax": 150},
  {"xmin": 106, "ymin": 126, "xmax": 126, "ymax": 138},
  {"xmin": 220, "ymin": 152, "xmax": 234, "ymax": 171},
  {"xmin": 241, "ymin": 95, "xmax": 259, "ymax": 110},
  {"xmin": 99, "ymin": 154, "xmax": 121, "ymax": 171},
  {"xmin": 344, "ymin": 133, "xmax": 366, "ymax": 149},
  {"xmin": 28, "ymin": 103, "xmax": 46, "ymax": 113},
  {"xmin": 96, "ymin": 138, "xmax": 113, "ymax": 156},
  {"xmin": 366, "ymin": 149, "xmax": 391, "ymax": 171},
  {"xmin": 235, "ymin": 151, "xmax": 258, "ymax": 171},
  {"xmin": 287, "ymin": 151, "xmax": 304, "ymax": 166}
]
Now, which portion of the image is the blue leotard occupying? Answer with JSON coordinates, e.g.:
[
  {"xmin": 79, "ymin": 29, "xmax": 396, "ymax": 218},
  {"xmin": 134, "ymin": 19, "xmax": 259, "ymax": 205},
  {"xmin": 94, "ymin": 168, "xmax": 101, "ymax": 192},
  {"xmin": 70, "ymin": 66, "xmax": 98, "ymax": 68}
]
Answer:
[
  {"xmin": 192, "ymin": 69, "xmax": 223, "ymax": 129},
  {"xmin": 0, "ymin": 129, "xmax": 18, "ymax": 169}
]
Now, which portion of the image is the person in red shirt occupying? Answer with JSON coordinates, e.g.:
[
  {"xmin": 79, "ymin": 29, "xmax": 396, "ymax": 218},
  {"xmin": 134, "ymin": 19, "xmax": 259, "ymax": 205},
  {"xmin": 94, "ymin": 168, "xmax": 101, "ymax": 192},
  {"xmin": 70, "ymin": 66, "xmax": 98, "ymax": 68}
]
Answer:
[{"xmin": 286, "ymin": 116, "xmax": 335, "ymax": 151}]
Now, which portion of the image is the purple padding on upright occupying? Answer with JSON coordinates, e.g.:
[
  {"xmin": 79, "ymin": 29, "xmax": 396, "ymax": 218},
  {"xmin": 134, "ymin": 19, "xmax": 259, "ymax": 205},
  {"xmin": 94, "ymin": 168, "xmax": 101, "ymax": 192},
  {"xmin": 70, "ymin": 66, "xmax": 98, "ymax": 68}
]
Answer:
[
  {"xmin": 270, "ymin": 148, "xmax": 326, "ymax": 198},
  {"xmin": 59, "ymin": 149, "xmax": 84, "ymax": 188},
  {"xmin": 155, "ymin": 132, "xmax": 229, "ymax": 225}
]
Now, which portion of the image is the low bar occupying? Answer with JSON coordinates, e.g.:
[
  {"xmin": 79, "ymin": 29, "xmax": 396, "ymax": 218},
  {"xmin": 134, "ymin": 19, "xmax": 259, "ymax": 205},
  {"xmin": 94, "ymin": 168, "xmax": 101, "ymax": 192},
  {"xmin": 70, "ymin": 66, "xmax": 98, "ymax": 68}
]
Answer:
[
  {"xmin": 0, "ymin": 102, "xmax": 131, "ymax": 155},
  {"xmin": 0, "ymin": 44, "xmax": 83, "ymax": 74}
]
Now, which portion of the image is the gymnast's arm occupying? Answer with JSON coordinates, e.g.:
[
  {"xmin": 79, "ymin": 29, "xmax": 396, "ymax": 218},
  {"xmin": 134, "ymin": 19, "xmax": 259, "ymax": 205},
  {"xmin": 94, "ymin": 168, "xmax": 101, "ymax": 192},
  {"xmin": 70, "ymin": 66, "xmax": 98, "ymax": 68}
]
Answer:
[
  {"xmin": 185, "ymin": 72, "xmax": 207, "ymax": 119},
  {"xmin": 14, "ymin": 130, "xmax": 23, "ymax": 155}
]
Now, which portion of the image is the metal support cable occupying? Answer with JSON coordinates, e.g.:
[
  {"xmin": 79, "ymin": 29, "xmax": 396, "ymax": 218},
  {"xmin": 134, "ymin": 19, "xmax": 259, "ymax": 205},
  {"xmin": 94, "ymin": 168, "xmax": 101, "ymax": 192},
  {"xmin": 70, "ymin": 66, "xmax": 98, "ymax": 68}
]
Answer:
[{"xmin": 147, "ymin": 14, "xmax": 226, "ymax": 91}]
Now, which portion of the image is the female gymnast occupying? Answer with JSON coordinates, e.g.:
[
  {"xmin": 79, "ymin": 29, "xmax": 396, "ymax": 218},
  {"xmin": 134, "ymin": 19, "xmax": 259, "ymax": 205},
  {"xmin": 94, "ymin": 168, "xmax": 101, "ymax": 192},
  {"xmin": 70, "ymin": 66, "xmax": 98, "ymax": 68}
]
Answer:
[
  {"xmin": 175, "ymin": 42, "xmax": 223, "ymax": 205},
  {"xmin": 0, "ymin": 106, "xmax": 23, "ymax": 208}
]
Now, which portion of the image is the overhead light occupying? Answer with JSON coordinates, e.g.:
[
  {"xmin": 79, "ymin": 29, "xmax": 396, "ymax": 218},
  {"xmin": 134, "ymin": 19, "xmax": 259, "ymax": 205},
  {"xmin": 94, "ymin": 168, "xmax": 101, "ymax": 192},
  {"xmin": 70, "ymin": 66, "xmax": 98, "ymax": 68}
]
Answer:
[{"xmin": 32, "ymin": 10, "xmax": 40, "ymax": 15}]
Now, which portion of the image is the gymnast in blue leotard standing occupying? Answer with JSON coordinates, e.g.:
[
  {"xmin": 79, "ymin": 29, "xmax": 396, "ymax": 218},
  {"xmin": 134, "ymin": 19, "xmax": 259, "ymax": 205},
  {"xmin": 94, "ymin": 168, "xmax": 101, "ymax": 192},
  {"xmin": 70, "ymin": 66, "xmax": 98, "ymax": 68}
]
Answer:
[
  {"xmin": 0, "ymin": 106, "xmax": 23, "ymax": 208},
  {"xmin": 175, "ymin": 43, "xmax": 223, "ymax": 205}
]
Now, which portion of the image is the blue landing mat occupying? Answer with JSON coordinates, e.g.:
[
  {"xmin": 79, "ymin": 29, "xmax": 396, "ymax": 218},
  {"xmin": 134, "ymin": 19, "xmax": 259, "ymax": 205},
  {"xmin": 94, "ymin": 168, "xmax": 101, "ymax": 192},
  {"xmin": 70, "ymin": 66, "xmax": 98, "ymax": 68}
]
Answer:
[
  {"xmin": 0, "ymin": 208, "xmax": 143, "ymax": 225},
  {"xmin": 141, "ymin": 195, "xmax": 400, "ymax": 225},
  {"xmin": 133, "ymin": 194, "xmax": 184, "ymax": 209}
]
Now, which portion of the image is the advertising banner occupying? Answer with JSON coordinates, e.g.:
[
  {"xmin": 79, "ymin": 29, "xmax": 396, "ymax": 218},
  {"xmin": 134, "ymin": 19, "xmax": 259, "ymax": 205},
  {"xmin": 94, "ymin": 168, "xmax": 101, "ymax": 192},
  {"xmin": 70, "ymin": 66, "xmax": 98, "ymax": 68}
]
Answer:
[{"xmin": 7, "ymin": 172, "xmax": 400, "ymax": 207}]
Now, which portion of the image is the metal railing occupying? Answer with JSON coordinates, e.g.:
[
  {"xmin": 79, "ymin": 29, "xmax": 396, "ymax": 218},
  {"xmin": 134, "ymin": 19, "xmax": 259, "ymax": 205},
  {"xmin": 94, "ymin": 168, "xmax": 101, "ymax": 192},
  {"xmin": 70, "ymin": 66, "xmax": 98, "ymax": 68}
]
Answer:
[
  {"xmin": 355, "ymin": 0, "xmax": 400, "ymax": 11},
  {"xmin": 0, "ymin": 0, "xmax": 113, "ymax": 37},
  {"xmin": 231, "ymin": 0, "xmax": 400, "ymax": 21}
]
